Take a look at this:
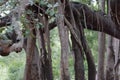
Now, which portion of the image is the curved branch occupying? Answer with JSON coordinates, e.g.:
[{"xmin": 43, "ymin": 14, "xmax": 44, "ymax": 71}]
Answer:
[
  {"xmin": 69, "ymin": 2, "xmax": 120, "ymax": 39},
  {"xmin": 0, "ymin": 1, "xmax": 120, "ymax": 56},
  {"xmin": 0, "ymin": 1, "xmax": 120, "ymax": 39}
]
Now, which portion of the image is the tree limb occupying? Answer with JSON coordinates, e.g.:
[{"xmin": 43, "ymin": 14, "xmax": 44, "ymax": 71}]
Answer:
[
  {"xmin": 0, "ymin": 1, "xmax": 120, "ymax": 56},
  {"xmin": 0, "ymin": 1, "xmax": 120, "ymax": 39}
]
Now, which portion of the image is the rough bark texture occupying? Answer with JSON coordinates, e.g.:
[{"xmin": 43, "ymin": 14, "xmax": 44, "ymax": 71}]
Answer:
[
  {"xmin": 65, "ymin": 1, "xmax": 85, "ymax": 80},
  {"xmin": 105, "ymin": 1, "xmax": 115, "ymax": 80},
  {"xmin": 71, "ymin": 7, "xmax": 96, "ymax": 79},
  {"xmin": 23, "ymin": 16, "xmax": 41, "ymax": 79},
  {"xmin": 24, "ymin": 44, "xmax": 41, "ymax": 80},
  {"xmin": 38, "ymin": 29, "xmax": 53, "ymax": 80},
  {"xmin": 71, "ymin": 35, "xmax": 85, "ymax": 80},
  {"xmin": 57, "ymin": 0, "xmax": 70, "ymax": 80},
  {"xmin": 65, "ymin": 6, "xmax": 96, "ymax": 80},
  {"xmin": 113, "ymin": 38, "xmax": 120, "ymax": 80},
  {"xmin": 43, "ymin": 15, "xmax": 53, "ymax": 80},
  {"xmin": 78, "ymin": 24, "xmax": 96, "ymax": 80},
  {"xmin": 24, "ymin": 11, "xmax": 53, "ymax": 80},
  {"xmin": 110, "ymin": 0, "xmax": 120, "ymax": 79},
  {"xmin": 97, "ymin": 32, "xmax": 105, "ymax": 80},
  {"xmin": 34, "ymin": 11, "xmax": 54, "ymax": 80},
  {"xmin": 105, "ymin": 36, "xmax": 114, "ymax": 80},
  {"xmin": 110, "ymin": 0, "xmax": 120, "ymax": 27},
  {"xmin": 97, "ymin": 0, "xmax": 105, "ymax": 80},
  {"xmin": 70, "ymin": 2, "xmax": 120, "ymax": 39},
  {"xmin": 25, "ymin": 33, "xmax": 40, "ymax": 80},
  {"xmin": 59, "ymin": 25, "xmax": 70, "ymax": 80}
]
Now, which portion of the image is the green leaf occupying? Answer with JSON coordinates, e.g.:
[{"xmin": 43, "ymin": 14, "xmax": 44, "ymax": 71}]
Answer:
[
  {"xmin": 0, "ymin": 27, "xmax": 5, "ymax": 33},
  {"xmin": 46, "ymin": 8, "xmax": 55, "ymax": 16},
  {"xmin": 36, "ymin": 22, "xmax": 43, "ymax": 29},
  {"xmin": 40, "ymin": 0, "xmax": 48, "ymax": 5},
  {"xmin": 47, "ymin": 4, "xmax": 53, "ymax": 8},
  {"xmin": 24, "ymin": 29, "xmax": 30, "ymax": 37}
]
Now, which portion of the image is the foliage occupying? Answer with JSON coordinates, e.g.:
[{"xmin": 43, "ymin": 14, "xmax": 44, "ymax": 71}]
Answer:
[
  {"xmin": 85, "ymin": 29, "xmax": 98, "ymax": 63},
  {"xmin": 0, "ymin": 51, "xmax": 25, "ymax": 80},
  {"xmin": 8, "ymin": 62, "xmax": 24, "ymax": 80},
  {"xmin": 50, "ymin": 27, "xmax": 61, "ymax": 79}
]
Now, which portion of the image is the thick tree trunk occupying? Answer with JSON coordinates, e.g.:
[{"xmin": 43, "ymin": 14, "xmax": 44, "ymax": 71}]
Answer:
[
  {"xmin": 22, "ymin": 12, "xmax": 42, "ymax": 80},
  {"xmin": 105, "ymin": 1, "xmax": 115, "ymax": 80},
  {"xmin": 71, "ymin": 35, "xmax": 85, "ymax": 80},
  {"xmin": 105, "ymin": 36, "xmax": 114, "ymax": 80},
  {"xmin": 97, "ymin": 32, "xmax": 105, "ymax": 80},
  {"xmin": 57, "ymin": 0, "xmax": 70, "ymax": 80},
  {"xmin": 24, "ymin": 33, "xmax": 41, "ymax": 80},
  {"xmin": 24, "ymin": 13, "xmax": 53, "ymax": 80},
  {"xmin": 24, "ymin": 44, "xmax": 41, "ymax": 80},
  {"xmin": 97, "ymin": 0, "xmax": 105, "ymax": 80},
  {"xmin": 43, "ymin": 15, "xmax": 53, "ymax": 80},
  {"xmin": 73, "ymin": 10, "xmax": 96, "ymax": 80},
  {"xmin": 65, "ymin": 9, "xmax": 96, "ymax": 80},
  {"xmin": 38, "ymin": 29, "xmax": 53, "ymax": 80},
  {"xmin": 113, "ymin": 38, "xmax": 120, "ymax": 80},
  {"xmin": 65, "ymin": 1, "xmax": 85, "ymax": 80},
  {"xmin": 79, "ymin": 29, "xmax": 96, "ymax": 80},
  {"xmin": 58, "ymin": 25, "xmax": 70, "ymax": 80}
]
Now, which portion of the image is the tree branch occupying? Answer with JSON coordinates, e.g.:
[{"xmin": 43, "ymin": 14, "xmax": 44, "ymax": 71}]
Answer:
[
  {"xmin": 0, "ymin": 2, "xmax": 120, "ymax": 39},
  {"xmin": 0, "ymin": 1, "xmax": 120, "ymax": 56}
]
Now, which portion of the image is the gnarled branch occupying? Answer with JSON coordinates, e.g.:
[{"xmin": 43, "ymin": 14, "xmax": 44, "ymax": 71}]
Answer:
[{"xmin": 0, "ymin": 1, "xmax": 120, "ymax": 56}]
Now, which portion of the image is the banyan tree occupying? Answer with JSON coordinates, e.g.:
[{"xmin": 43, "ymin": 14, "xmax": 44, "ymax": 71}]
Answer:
[{"xmin": 0, "ymin": 0, "xmax": 120, "ymax": 80}]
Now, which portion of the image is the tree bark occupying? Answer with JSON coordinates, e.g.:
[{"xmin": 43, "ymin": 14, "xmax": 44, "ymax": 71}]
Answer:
[
  {"xmin": 65, "ymin": 1, "xmax": 85, "ymax": 80},
  {"xmin": 71, "ymin": 35, "xmax": 85, "ymax": 80},
  {"xmin": 37, "ymin": 28, "xmax": 53, "ymax": 80},
  {"xmin": 24, "ymin": 44, "xmax": 41, "ymax": 80},
  {"xmin": 1, "ymin": 1, "xmax": 120, "ymax": 39},
  {"xmin": 65, "ymin": 15, "xmax": 96, "ymax": 80},
  {"xmin": 97, "ymin": 32, "xmax": 105, "ymax": 80},
  {"xmin": 97, "ymin": 0, "xmax": 105, "ymax": 80},
  {"xmin": 105, "ymin": 1, "xmax": 115, "ymax": 80},
  {"xmin": 43, "ymin": 15, "xmax": 53, "ymax": 80},
  {"xmin": 105, "ymin": 36, "xmax": 114, "ymax": 80},
  {"xmin": 65, "ymin": 5, "xmax": 96, "ymax": 79},
  {"xmin": 113, "ymin": 38, "xmax": 120, "ymax": 80},
  {"xmin": 24, "ymin": 32, "xmax": 41, "ymax": 80},
  {"xmin": 57, "ymin": 0, "xmax": 70, "ymax": 80}
]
